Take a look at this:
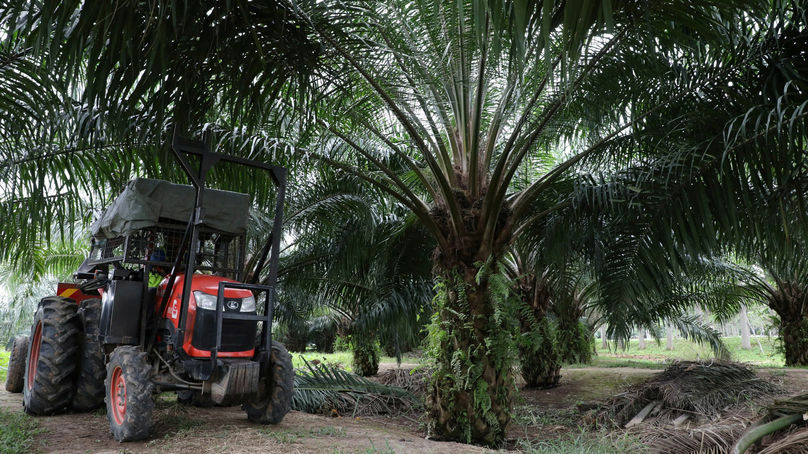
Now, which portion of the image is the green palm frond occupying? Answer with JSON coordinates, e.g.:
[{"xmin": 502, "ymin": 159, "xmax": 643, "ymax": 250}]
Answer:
[{"xmin": 292, "ymin": 358, "xmax": 418, "ymax": 416}]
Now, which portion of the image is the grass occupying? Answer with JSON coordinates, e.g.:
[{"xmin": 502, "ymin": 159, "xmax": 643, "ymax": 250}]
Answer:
[
  {"xmin": 516, "ymin": 428, "xmax": 646, "ymax": 454},
  {"xmin": 259, "ymin": 426, "xmax": 349, "ymax": 443},
  {"xmin": 292, "ymin": 336, "xmax": 785, "ymax": 374},
  {"xmin": 291, "ymin": 351, "xmax": 412, "ymax": 373},
  {"xmin": 330, "ymin": 440, "xmax": 396, "ymax": 454},
  {"xmin": 0, "ymin": 351, "xmax": 8, "ymax": 383},
  {"xmin": 512, "ymin": 406, "xmax": 580, "ymax": 427},
  {"xmin": 591, "ymin": 336, "xmax": 785, "ymax": 367},
  {"xmin": 0, "ymin": 409, "xmax": 41, "ymax": 454}
]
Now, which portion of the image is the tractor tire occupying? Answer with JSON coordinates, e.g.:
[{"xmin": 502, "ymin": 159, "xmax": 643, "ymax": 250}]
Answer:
[
  {"xmin": 105, "ymin": 346, "xmax": 155, "ymax": 442},
  {"xmin": 22, "ymin": 297, "xmax": 82, "ymax": 415},
  {"xmin": 71, "ymin": 299, "xmax": 106, "ymax": 412},
  {"xmin": 5, "ymin": 336, "xmax": 29, "ymax": 393},
  {"xmin": 176, "ymin": 390, "xmax": 216, "ymax": 408},
  {"xmin": 245, "ymin": 341, "xmax": 294, "ymax": 424}
]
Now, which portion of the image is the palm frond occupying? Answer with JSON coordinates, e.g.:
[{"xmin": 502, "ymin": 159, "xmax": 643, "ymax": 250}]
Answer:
[{"xmin": 292, "ymin": 358, "xmax": 418, "ymax": 417}]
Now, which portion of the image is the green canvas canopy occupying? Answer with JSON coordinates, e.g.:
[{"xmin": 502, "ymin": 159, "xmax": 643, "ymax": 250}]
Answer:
[{"xmin": 91, "ymin": 178, "xmax": 251, "ymax": 239}]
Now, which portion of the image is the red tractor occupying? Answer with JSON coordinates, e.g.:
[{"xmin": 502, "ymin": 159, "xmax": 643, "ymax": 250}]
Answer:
[{"xmin": 6, "ymin": 134, "xmax": 293, "ymax": 441}]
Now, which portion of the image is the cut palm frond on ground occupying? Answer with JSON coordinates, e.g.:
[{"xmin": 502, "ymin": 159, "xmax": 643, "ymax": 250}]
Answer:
[
  {"xmin": 292, "ymin": 358, "xmax": 418, "ymax": 417},
  {"xmin": 375, "ymin": 367, "xmax": 431, "ymax": 398},
  {"xmin": 645, "ymin": 419, "xmax": 752, "ymax": 454}
]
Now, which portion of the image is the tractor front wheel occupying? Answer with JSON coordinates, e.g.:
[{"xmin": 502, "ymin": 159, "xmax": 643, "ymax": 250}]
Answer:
[
  {"xmin": 5, "ymin": 336, "xmax": 29, "ymax": 393},
  {"xmin": 245, "ymin": 341, "xmax": 294, "ymax": 424},
  {"xmin": 23, "ymin": 297, "xmax": 82, "ymax": 415},
  {"xmin": 105, "ymin": 346, "xmax": 154, "ymax": 442}
]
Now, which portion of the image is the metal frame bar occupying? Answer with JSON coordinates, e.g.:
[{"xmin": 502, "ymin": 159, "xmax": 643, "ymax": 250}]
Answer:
[
  {"xmin": 163, "ymin": 129, "xmax": 286, "ymax": 380},
  {"xmin": 211, "ymin": 282, "xmax": 274, "ymax": 366}
]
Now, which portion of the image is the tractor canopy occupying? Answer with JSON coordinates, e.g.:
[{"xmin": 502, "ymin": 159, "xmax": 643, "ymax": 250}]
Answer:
[{"xmin": 91, "ymin": 178, "xmax": 250, "ymax": 240}]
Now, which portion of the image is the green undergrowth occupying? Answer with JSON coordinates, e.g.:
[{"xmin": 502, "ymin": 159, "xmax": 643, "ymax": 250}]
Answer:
[
  {"xmin": 0, "ymin": 351, "xmax": 9, "ymax": 383},
  {"xmin": 593, "ymin": 336, "xmax": 784, "ymax": 367},
  {"xmin": 330, "ymin": 440, "xmax": 396, "ymax": 454},
  {"xmin": 291, "ymin": 351, "xmax": 410, "ymax": 372},
  {"xmin": 566, "ymin": 357, "xmax": 666, "ymax": 369},
  {"xmin": 259, "ymin": 426, "xmax": 348, "ymax": 443},
  {"xmin": 0, "ymin": 409, "xmax": 41, "ymax": 454},
  {"xmin": 516, "ymin": 428, "xmax": 646, "ymax": 454}
]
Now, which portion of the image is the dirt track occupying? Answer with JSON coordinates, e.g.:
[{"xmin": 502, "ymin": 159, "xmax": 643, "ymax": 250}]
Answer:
[
  {"xmin": 5, "ymin": 365, "xmax": 807, "ymax": 453},
  {"xmin": 0, "ymin": 370, "xmax": 492, "ymax": 454}
]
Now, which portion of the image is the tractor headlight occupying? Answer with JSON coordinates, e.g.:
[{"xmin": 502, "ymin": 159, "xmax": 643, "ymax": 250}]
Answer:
[
  {"xmin": 240, "ymin": 295, "xmax": 256, "ymax": 312},
  {"xmin": 193, "ymin": 291, "xmax": 217, "ymax": 310}
]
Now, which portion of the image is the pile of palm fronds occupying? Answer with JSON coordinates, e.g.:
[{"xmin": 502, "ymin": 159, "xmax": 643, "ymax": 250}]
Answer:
[
  {"xmin": 597, "ymin": 361, "xmax": 784, "ymax": 427},
  {"xmin": 374, "ymin": 367, "xmax": 431, "ymax": 397},
  {"xmin": 291, "ymin": 359, "xmax": 419, "ymax": 417}
]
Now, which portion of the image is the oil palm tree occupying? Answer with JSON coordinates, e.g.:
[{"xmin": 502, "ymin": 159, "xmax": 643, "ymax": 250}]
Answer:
[
  {"xmin": 557, "ymin": 1, "xmax": 808, "ymax": 364},
  {"xmin": 280, "ymin": 1, "xmax": 772, "ymax": 444},
  {"xmin": 279, "ymin": 194, "xmax": 434, "ymax": 376}
]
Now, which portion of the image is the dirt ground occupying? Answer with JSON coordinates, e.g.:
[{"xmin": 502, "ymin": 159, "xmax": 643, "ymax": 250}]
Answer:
[{"xmin": 4, "ymin": 364, "xmax": 808, "ymax": 454}]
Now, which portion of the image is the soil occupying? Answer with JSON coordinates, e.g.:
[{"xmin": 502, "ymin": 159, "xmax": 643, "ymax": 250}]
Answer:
[{"xmin": 4, "ymin": 364, "xmax": 808, "ymax": 453}]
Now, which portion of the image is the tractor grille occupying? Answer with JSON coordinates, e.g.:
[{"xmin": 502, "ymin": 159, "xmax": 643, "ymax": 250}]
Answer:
[{"xmin": 191, "ymin": 310, "xmax": 256, "ymax": 353}]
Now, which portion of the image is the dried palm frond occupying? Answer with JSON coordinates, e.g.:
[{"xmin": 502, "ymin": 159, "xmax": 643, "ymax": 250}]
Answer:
[
  {"xmin": 292, "ymin": 359, "xmax": 418, "ymax": 417},
  {"xmin": 645, "ymin": 420, "xmax": 751, "ymax": 454},
  {"xmin": 374, "ymin": 367, "xmax": 431, "ymax": 397},
  {"xmin": 758, "ymin": 426, "xmax": 808, "ymax": 454}
]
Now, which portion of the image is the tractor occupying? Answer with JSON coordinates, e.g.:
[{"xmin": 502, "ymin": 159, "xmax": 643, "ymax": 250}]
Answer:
[{"xmin": 4, "ymin": 133, "xmax": 293, "ymax": 441}]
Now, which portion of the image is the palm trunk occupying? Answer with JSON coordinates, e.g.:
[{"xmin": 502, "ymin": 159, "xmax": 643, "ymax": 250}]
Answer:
[
  {"xmin": 638, "ymin": 327, "xmax": 646, "ymax": 350},
  {"xmin": 515, "ymin": 280, "xmax": 561, "ymax": 388},
  {"xmin": 519, "ymin": 317, "xmax": 562, "ymax": 388},
  {"xmin": 666, "ymin": 323, "xmax": 674, "ymax": 351},
  {"xmin": 768, "ymin": 282, "xmax": 808, "ymax": 366},
  {"xmin": 427, "ymin": 262, "xmax": 514, "ymax": 446},
  {"xmin": 740, "ymin": 304, "xmax": 751, "ymax": 350},
  {"xmin": 601, "ymin": 325, "xmax": 608, "ymax": 349},
  {"xmin": 556, "ymin": 298, "xmax": 592, "ymax": 364},
  {"xmin": 286, "ymin": 325, "xmax": 309, "ymax": 353},
  {"xmin": 351, "ymin": 334, "xmax": 379, "ymax": 376}
]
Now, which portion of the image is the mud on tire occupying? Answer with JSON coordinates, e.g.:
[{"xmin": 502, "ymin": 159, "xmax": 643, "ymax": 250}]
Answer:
[
  {"xmin": 105, "ymin": 346, "xmax": 155, "ymax": 442},
  {"xmin": 71, "ymin": 298, "xmax": 106, "ymax": 412},
  {"xmin": 245, "ymin": 341, "xmax": 294, "ymax": 424},
  {"xmin": 5, "ymin": 336, "xmax": 29, "ymax": 393},
  {"xmin": 23, "ymin": 297, "xmax": 82, "ymax": 415}
]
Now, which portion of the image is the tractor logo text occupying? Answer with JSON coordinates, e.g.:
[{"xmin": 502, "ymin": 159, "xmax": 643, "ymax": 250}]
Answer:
[{"xmin": 226, "ymin": 300, "xmax": 239, "ymax": 310}]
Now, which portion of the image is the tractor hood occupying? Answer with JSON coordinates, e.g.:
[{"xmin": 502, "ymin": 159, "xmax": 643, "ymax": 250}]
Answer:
[{"xmin": 91, "ymin": 178, "xmax": 251, "ymax": 239}]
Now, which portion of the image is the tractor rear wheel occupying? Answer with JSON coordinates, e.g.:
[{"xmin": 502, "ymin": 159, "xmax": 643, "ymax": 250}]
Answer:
[
  {"xmin": 105, "ymin": 346, "xmax": 155, "ymax": 442},
  {"xmin": 23, "ymin": 297, "xmax": 82, "ymax": 415},
  {"xmin": 71, "ymin": 298, "xmax": 106, "ymax": 412},
  {"xmin": 5, "ymin": 336, "xmax": 29, "ymax": 393},
  {"xmin": 245, "ymin": 341, "xmax": 294, "ymax": 424}
]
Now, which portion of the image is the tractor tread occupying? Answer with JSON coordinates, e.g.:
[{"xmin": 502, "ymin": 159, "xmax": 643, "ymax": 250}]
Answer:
[
  {"xmin": 105, "ymin": 346, "xmax": 155, "ymax": 442},
  {"xmin": 23, "ymin": 297, "xmax": 81, "ymax": 416},
  {"xmin": 245, "ymin": 341, "xmax": 294, "ymax": 424},
  {"xmin": 5, "ymin": 336, "xmax": 29, "ymax": 393}
]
